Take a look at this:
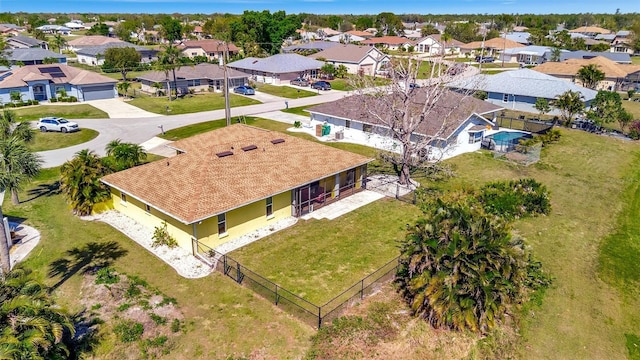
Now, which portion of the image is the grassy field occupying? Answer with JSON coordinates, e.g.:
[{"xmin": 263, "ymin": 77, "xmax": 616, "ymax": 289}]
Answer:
[
  {"xmin": 28, "ymin": 128, "xmax": 99, "ymax": 152},
  {"xmin": 253, "ymin": 83, "xmax": 318, "ymax": 98},
  {"xmin": 7, "ymin": 104, "xmax": 109, "ymax": 120},
  {"xmin": 431, "ymin": 129, "xmax": 640, "ymax": 359},
  {"xmin": 230, "ymin": 199, "xmax": 422, "ymax": 304},
  {"xmin": 127, "ymin": 92, "xmax": 261, "ymax": 115}
]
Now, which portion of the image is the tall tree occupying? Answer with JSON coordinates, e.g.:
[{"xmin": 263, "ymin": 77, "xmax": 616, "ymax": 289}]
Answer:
[
  {"xmin": 534, "ymin": 98, "xmax": 551, "ymax": 117},
  {"xmin": 102, "ymin": 47, "xmax": 141, "ymax": 81},
  {"xmin": 396, "ymin": 197, "xmax": 536, "ymax": 333},
  {"xmin": 155, "ymin": 44, "xmax": 183, "ymax": 100},
  {"xmin": 553, "ymin": 90, "xmax": 585, "ymax": 125},
  {"xmin": 60, "ymin": 149, "xmax": 112, "ymax": 216},
  {"xmin": 159, "ymin": 15, "xmax": 183, "ymax": 43},
  {"xmin": 51, "ymin": 33, "xmax": 67, "ymax": 54},
  {"xmin": 586, "ymin": 90, "xmax": 633, "ymax": 129},
  {"xmin": 576, "ymin": 64, "xmax": 605, "ymax": 89},
  {"xmin": 374, "ymin": 12, "xmax": 404, "ymax": 36},
  {"xmin": 229, "ymin": 10, "xmax": 301, "ymax": 55},
  {"xmin": 86, "ymin": 23, "xmax": 110, "ymax": 36}
]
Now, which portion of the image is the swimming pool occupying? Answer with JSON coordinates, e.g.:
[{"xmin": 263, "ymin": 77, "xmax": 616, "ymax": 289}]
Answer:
[{"xmin": 483, "ymin": 131, "xmax": 532, "ymax": 151}]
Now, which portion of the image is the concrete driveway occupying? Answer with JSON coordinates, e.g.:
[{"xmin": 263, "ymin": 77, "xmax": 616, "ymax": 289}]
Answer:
[
  {"xmin": 87, "ymin": 98, "xmax": 158, "ymax": 118},
  {"xmin": 37, "ymin": 90, "xmax": 350, "ymax": 168}
]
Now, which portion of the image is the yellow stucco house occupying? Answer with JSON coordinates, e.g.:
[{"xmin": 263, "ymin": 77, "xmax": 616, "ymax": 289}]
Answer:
[{"xmin": 101, "ymin": 124, "xmax": 373, "ymax": 253}]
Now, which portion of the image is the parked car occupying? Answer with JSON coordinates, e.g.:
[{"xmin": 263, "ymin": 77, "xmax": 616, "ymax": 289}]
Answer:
[
  {"xmin": 290, "ymin": 78, "xmax": 310, "ymax": 87},
  {"xmin": 475, "ymin": 56, "xmax": 495, "ymax": 63},
  {"xmin": 233, "ymin": 85, "xmax": 255, "ymax": 95},
  {"xmin": 36, "ymin": 117, "xmax": 80, "ymax": 133},
  {"xmin": 311, "ymin": 81, "xmax": 332, "ymax": 91}
]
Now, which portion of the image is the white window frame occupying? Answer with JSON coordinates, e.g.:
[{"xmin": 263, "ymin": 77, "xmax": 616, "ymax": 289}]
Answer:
[
  {"xmin": 502, "ymin": 93, "xmax": 509, "ymax": 102},
  {"xmin": 266, "ymin": 197, "xmax": 273, "ymax": 218},
  {"xmin": 217, "ymin": 213, "xmax": 227, "ymax": 236}
]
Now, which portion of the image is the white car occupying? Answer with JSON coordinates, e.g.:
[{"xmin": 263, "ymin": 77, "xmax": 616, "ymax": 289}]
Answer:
[{"xmin": 36, "ymin": 117, "xmax": 80, "ymax": 133}]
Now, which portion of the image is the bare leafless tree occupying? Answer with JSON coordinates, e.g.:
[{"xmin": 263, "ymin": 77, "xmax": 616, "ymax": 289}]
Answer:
[{"xmin": 350, "ymin": 56, "xmax": 484, "ymax": 185}]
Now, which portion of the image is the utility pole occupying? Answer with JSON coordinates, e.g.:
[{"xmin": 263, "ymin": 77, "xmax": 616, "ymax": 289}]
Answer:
[{"xmin": 222, "ymin": 41, "xmax": 231, "ymax": 126}]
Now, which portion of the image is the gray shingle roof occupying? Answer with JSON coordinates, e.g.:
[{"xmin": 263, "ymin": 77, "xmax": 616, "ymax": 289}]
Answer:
[
  {"xmin": 308, "ymin": 44, "xmax": 387, "ymax": 64},
  {"xmin": 6, "ymin": 35, "xmax": 45, "ymax": 47},
  {"xmin": 446, "ymin": 69, "xmax": 597, "ymax": 101},
  {"xmin": 137, "ymin": 63, "xmax": 247, "ymax": 82},
  {"xmin": 3, "ymin": 48, "xmax": 67, "ymax": 62},
  {"xmin": 75, "ymin": 42, "xmax": 156, "ymax": 56},
  {"xmin": 282, "ymin": 41, "xmax": 339, "ymax": 53},
  {"xmin": 552, "ymin": 50, "xmax": 631, "ymax": 64},
  {"xmin": 228, "ymin": 54, "xmax": 324, "ymax": 74}
]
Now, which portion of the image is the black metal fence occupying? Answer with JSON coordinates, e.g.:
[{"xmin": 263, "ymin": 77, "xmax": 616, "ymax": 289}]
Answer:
[
  {"xmin": 496, "ymin": 116, "xmax": 554, "ymax": 134},
  {"xmin": 193, "ymin": 239, "xmax": 401, "ymax": 328}
]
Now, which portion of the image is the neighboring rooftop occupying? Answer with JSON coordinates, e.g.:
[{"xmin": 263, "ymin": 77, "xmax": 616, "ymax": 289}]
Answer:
[
  {"xmin": 3, "ymin": 48, "xmax": 67, "ymax": 62},
  {"xmin": 569, "ymin": 26, "xmax": 613, "ymax": 34},
  {"xmin": 179, "ymin": 39, "xmax": 240, "ymax": 53},
  {"xmin": 101, "ymin": 125, "xmax": 373, "ymax": 224},
  {"xmin": 447, "ymin": 68, "xmax": 598, "ymax": 101},
  {"xmin": 308, "ymin": 44, "xmax": 385, "ymax": 63},
  {"xmin": 462, "ymin": 37, "xmax": 525, "ymax": 50},
  {"xmin": 228, "ymin": 53, "xmax": 325, "ymax": 73},
  {"xmin": 137, "ymin": 63, "xmax": 247, "ymax": 82},
  {"xmin": 67, "ymin": 35, "xmax": 123, "ymax": 47},
  {"xmin": 74, "ymin": 41, "xmax": 156, "ymax": 56},
  {"xmin": 0, "ymin": 64, "xmax": 116, "ymax": 88},
  {"xmin": 533, "ymin": 56, "xmax": 640, "ymax": 78},
  {"xmin": 282, "ymin": 41, "xmax": 340, "ymax": 53},
  {"xmin": 306, "ymin": 88, "xmax": 501, "ymax": 139},
  {"xmin": 362, "ymin": 36, "xmax": 412, "ymax": 45}
]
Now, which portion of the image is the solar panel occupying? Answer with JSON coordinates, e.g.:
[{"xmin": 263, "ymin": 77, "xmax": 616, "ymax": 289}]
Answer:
[
  {"xmin": 39, "ymin": 66, "xmax": 65, "ymax": 78},
  {"xmin": 0, "ymin": 72, "xmax": 13, "ymax": 82}
]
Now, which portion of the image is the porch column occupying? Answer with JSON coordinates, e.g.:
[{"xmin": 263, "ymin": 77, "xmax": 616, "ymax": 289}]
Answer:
[
  {"xmin": 358, "ymin": 166, "xmax": 364, "ymax": 189},
  {"xmin": 334, "ymin": 174, "xmax": 340, "ymax": 198}
]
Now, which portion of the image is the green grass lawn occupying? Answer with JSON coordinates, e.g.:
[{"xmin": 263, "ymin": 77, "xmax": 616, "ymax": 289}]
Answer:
[
  {"xmin": 431, "ymin": 129, "xmax": 640, "ymax": 359},
  {"xmin": 229, "ymin": 199, "xmax": 422, "ymax": 304},
  {"xmin": 253, "ymin": 83, "xmax": 318, "ymax": 98},
  {"xmin": 127, "ymin": 92, "xmax": 261, "ymax": 115},
  {"xmin": 329, "ymin": 76, "xmax": 391, "ymax": 91},
  {"xmin": 28, "ymin": 128, "xmax": 99, "ymax": 152},
  {"xmin": 281, "ymin": 104, "xmax": 318, "ymax": 117},
  {"xmin": 7, "ymin": 104, "xmax": 108, "ymax": 120},
  {"xmin": 5, "ymin": 168, "xmax": 314, "ymax": 360}
]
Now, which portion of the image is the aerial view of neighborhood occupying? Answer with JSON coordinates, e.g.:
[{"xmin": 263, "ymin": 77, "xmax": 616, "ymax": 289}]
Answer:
[{"xmin": 0, "ymin": 0, "xmax": 639, "ymax": 358}]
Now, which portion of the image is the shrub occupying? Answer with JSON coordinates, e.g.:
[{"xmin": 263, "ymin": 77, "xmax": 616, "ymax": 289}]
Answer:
[
  {"xmin": 69, "ymin": 96, "xmax": 78, "ymax": 102},
  {"xmin": 170, "ymin": 319, "xmax": 181, "ymax": 333},
  {"xmin": 629, "ymin": 121, "xmax": 640, "ymax": 140},
  {"xmin": 479, "ymin": 178, "xmax": 551, "ymax": 220},
  {"xmin": 125, "ymin": 283, "xmax": 142, "ymax": 298},
  {"xmin": 293, "ymin": 120, "xmax": 302, "ymax": 128},
  {"xmin": 114, "ymin": 320, "xmax": 144, "ymax": 342},
  {"xmin": 149, "ymin": 313, "xmax": 167, "ymax": 325},
  {"xmin": 95, "ymin": 267, "xmax": 120, "ymax": 285},
  {"xmin": 50, "ymin": 97, "xmax": 58, "ymax": 103},
  {"xmin": 152, "ymin": 222, "xmax": 178, "ymax": 248},
  {"xmin": 117, "ymin": 303, "xmax": 132, "ymax": 312}
]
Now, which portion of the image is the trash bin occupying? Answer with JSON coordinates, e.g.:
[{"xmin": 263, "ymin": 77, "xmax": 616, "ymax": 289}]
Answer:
[
  {"xmin": 322, "ymin": 124, "xmax": 331, "ymax": 136},
  {"xmin": 315, "ymin": 124, "xmax": 323, "ymax": 137}
]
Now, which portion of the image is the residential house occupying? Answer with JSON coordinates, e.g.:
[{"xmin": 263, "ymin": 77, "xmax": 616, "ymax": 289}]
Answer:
[
  {"xmin": 306, "ymin": 89, "xmax": 503, "ymax": 160},
  {"xmin": 362, "ymin": 36, "xmax": 413, "ymax": 51},
  {"xmin": 5, "ymin": 35, "xmax": 48, "ymax": 50},
  {"xmin": 413, "ymin": 34, "xmax": 464, "ymax": 56},
  {"xmin": 0, "ymin": 64, "xmax": 117, "ymax": 103},
  {"xmin": 308, "ymin": 44, "xmax": 389, "ymax": 76},
  {"xmin": 0, "ymin": 24, "xmax": 24, "ymax": 36},
  {"xmin": 136, "ymin": 63, "xmax": 248, "ymax": 94},
  {"xmin": 503, "ymin": 32, "xmax": 531, "ymax": 45},
  {"xmin": 228, "ymin": 54, "xmax": 325, "ymax": 84},
  {"xmin": 282, "ymin": 41, "xmax": 339, "ymax": 55},
  {"xmin": 64, "ymin": 21, "xmax": 86, "ymax": 31},
  {"xmin": 446, "ymin": 69, "xmax": 597, "ymax": 114},
  {"xmin": 326, "ymin": 34, "xmax": 366, "ymax": 43},
  {"xmin": 317, "ymin": 28, "xmax": 341, "ymax": 39},
  {"xmin": 344, "ymin": 30, "xmax": 374, "ymax": 39},
  {"xmin": 35, "ymin": 25, "xmax": 71, "ymax": 35},
  {"xmin": 569, "ymin": 26, "xmax": 613, "ymax": 37},
  {"xmin": 610, "ymin": 30, "xmax": 635, "ymax": 55},
  {"xmin": 533, "ymin": 56, "xmax": 640, "ymax": 91},
  {"xmin": 75, "ymin": 42, "xmax": 158, "ymax": 66},
  {"xmin": 100, "ymin": 124, "xmax": 373, "ymax": 252},
  {"xmin": 66, "ymin": 35, "xmax": 123, "ymax": 51},
  {"xmin": 552, "ymin": 50, "xmax": 632, "ymax": 64},
  {"xmin": 191, "ymin": 25, "xmax": 204, "ymax": 39},
  {"xmin": 179, "ymin": 40, "xmax": 240, "ymax": 63},
  {"xmin": 2, "ymin": 48, "xmax": 67, "ymax": 65},
  {"xmin": 460, "ymin": 37, "xmax": 525, "ymax": 58},
  {"xmin": 499, "ymin": 45, "xmax": 553, "ymax": 65}
]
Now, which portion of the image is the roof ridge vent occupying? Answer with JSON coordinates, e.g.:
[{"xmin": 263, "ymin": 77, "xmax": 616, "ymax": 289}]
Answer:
[
  {"xmin": 270, "ymin": 138, "xmax": 285, "ymax": 144},
  {"xmin": 242, "ymin": 144, "xmax": 258, "ymax": 151},
  {"xmin": 215, "ymin": 150, "xmax": 233, "ymax": 158}
]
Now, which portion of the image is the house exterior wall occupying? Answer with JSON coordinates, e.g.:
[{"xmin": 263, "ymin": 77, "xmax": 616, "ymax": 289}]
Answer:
[{"xmin": 109, "ymin": 188, "xmax": 292, "ymax": 252}]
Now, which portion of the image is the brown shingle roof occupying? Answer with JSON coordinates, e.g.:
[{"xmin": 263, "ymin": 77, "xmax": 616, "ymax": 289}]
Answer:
[
  {"xmin": 308, "ymin": 44, "xmax": 385, "ymax": 63},
  {"xmin": 569, "ymin": 26, "xmax": 612, "ymax": 34},
  {"xmin": 345, "ymin": 30, "xmax": 373, "ymax": 38},
  {"xmin": 362, "ymin": 36, "xmax": 412, "ymax": 45},
  {"xmin": 416, "ymin": 34, "xmax": 465, "ymax": 46},
  {"xmin": 306, "ymin": 88, "xmax": 501, "ymax": 139},
  {"xmin": 101, "ymin": 125, "xmax": 373, "ymax": 224},
  {"xmin": 180, "ymin": 39, "xmax": 240, "ymax": 53},
  {"xmin": 533, "ymin": 56, "xmax": 639, "ymax": 78},
  {"xmin": 67, "ymin": 35, "xmax": 123, "ymax": 47},
  {"xmin": 462, "ymin": 37, "xmax": 525, "ymax": 50},
  {"xmin": 0, "ymin": 64, "xmax": 116, "ymax": 88}
]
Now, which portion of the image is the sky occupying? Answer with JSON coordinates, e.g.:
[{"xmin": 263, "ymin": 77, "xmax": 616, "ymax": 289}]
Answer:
[{"xmin": 0, "ymin": 0, "xmax": 638, "ymax": 15}]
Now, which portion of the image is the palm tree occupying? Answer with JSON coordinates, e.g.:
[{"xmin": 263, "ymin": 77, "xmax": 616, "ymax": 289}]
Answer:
[
  {"xmin": 396, "ymin": 198, "xmax": 531, "ymax": 333},
  {"xmin": 0, "ymin": 110, "xmax": 34, "ymax": 144},
  {"xmin": 0, "ymin": 137, "xmax": 42, "ymax": 206},
  {"xmin": 576, "ymin": 64, "xmax": 605, "ymax": 90},
  {"xmin": 0, "ymin": 266, "xmax": 76, "ymax": 358},
  {"xmin": 156, "ymin": 44, "xmax": 183, "ymax": 100},
  {"xmin": 554, "ymin": 90, "xmax": 585, "ymax": 125},
  {"xmin": 60, "ymin": 149, "xmax": 112, "ymax": 216},
  {"xmin": 105, "ymin": 139, "xmax": 147, "ymax": 171},
  {"xmin": 440, "ymin": 33, "xmax": 452, "ymax": 58},
  {"xmin": 117, "ymin": 81, "xmax": 131, "ymax": 98},
  {"xmin": 52, "ymin": 33, "xmax": 68, "ymax": 54},
  {"xmin": 0, "ymin": 198, "xmax": 9, "ymax": 274}
]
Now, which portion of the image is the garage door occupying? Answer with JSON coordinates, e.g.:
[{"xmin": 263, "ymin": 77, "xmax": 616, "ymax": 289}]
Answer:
[{"xmin": 82, "ymin": 85, "xmax": 115, "ymax": 101}]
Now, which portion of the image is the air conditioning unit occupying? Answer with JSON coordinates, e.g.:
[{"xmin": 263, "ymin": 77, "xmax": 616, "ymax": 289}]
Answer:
[{"xmin": 335, "ymin": 131, "xmax": 344, "ymax": 140}]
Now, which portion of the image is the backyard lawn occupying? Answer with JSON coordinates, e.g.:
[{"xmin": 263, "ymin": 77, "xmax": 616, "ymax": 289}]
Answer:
[
  {"xmin": 28, "ymin": 128, "xmax": 99, "ymax": 152},
  {"xmin": 230, "ymin": 198, "xmax": 422, "ymax": 304},
  {"xmin": 253, "ymin": 83, "xmax": 318, "ymax": 98},
  {"xmin": 127, "ymin": 92, "xmax": 261, "ymax": 115},
  {"xmin": 7, "ymin": 104, "xmax": 108, "ymax": 120}
]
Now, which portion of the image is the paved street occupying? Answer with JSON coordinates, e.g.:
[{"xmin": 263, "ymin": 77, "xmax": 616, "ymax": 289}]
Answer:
[{"xmin": 37, "ymin": 89, "xmax": 350, "ymax": 168}]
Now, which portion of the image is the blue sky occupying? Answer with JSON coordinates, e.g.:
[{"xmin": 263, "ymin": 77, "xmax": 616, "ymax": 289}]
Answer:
[{"xmin": 0, "ymin": 0, "xmax": 638, "ymax": 15}]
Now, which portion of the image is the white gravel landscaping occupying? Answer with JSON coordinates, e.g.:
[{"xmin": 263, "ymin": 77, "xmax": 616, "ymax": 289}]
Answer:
[
  {"xmin": 83, "ymin": 211, "xmax": 213, "ymax": 279},
  {"xmin": 213, "ymin": 217, "xmax": 298, "ymax": 254}
]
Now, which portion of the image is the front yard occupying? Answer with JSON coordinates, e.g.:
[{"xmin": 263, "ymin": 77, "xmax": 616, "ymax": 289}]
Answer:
[
  {"xmin": 127, "ymin": 92, "xmax": 261, "ymax": 115},
  {"xmin": 7, "ymin": 104, "xmax": 109, "ymax": 120}
]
